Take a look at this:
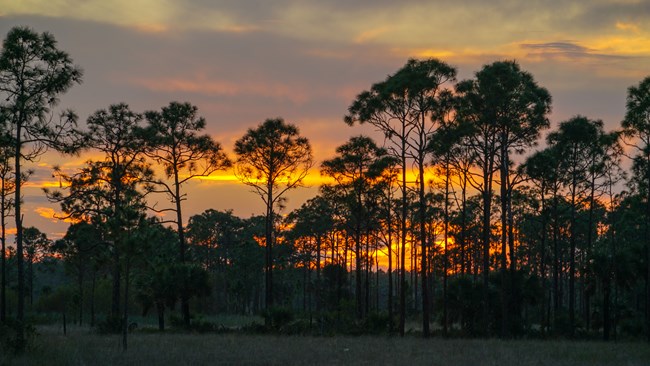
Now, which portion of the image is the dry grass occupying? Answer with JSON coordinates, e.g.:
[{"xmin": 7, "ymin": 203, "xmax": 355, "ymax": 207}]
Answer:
[{"xmin": 3, "ymin": 325, "xmax": 650, "ymax": 366}]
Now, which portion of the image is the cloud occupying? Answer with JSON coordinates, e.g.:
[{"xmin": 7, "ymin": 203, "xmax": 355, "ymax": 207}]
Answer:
[
  {"xmin": 616, "ymin": 21, "xmax": 640, "ymax": 33},
  {"xmin": 35, "ymin": 207, "xmax": 79, "ymax": 224},
  {"xmin": 521, "ymin": 42, "xmax": 591, "ymax": 53},
  {"xmin": 130, "ymin": 76, "xmax": 310, "ymax": 104},
  {"xmin": 34, "ymin": 207, "xmax": 63, "ymax": 223},
  {"xmin": 520, "ymin": 41, "xmax": 631, "ymax": 61},
  {"xmin": 3, "ymin": 1, "xmax": 650, "ymax": 240},
  {"xmin": 354, "ymin": 27, "xmax": 392, "ymax": 44}
]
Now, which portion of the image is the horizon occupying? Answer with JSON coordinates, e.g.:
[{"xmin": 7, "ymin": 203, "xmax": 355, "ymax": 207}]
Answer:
[{"xmin": 1, "ymin": 1, "xmax": 648, "ymax": 242}]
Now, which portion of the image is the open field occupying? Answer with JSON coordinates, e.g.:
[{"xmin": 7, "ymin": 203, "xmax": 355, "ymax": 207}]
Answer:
[{"xmin": 2, "ymin": 326, "xmax": 650, "ymax": 366}]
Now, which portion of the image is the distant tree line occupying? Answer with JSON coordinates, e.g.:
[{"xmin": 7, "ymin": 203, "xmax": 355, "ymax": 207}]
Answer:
[{"xmin": 1, "ymin": 26, "xmax": 650, "ymax": 350}]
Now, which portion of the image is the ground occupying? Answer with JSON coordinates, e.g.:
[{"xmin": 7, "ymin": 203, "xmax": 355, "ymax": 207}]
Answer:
[{"xmin": 2, "ymin": 325, "xmax": 650, "ymax": 365}]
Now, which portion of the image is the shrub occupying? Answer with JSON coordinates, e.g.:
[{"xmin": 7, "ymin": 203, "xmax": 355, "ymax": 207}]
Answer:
[
  {"xmin": 0, "ymin": 318, "xmax": 38, "ymax": 354},
  {"xmin": 264, "ymin": 306, "xmax": 294, "ymax": 330},
  {"xmin": 96, "ymin": 315, "xmax": 122, "ymax": 334}
]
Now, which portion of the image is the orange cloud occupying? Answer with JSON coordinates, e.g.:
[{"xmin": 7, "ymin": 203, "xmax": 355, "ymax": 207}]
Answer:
[
  {"xmin": 409, "ymin": 49, "xmax": 456, "ymax": 59},
  {"xmin": 34, "ymin": 207, "xmax": 77, "ymax": 224},
  {"xmin": 131, "ymin": 77, "xmax": 310, "ymax": 104},
  {"xmin": 23, "ymin": 180, "xmax": 67, "ymax": 189}
]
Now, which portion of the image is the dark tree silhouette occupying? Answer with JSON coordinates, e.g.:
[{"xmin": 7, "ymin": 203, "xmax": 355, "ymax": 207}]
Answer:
[
  {"xmin": 622, "ymin": 76, "xmax": 650, "ymax": 341},
  {"xmin": 143, "ymin": 101, "xmax": 230, "ymax": 328},
  {"xmin": 22, "ymin": 226, "xmax": 50, "ymax": 307},
  {"xmin": 0, "ymin": 133, "xmax": 15, "ymax": 323},
  {"xmin": 234, "ymin": 118, "xmax": 313, "ymax": 311},
  {"xmin": 547, "ymin": 116, "xmax": 605, "ymax": 336},
  {"xmin": 322, "ymin": 136, "xmax": 394, "ymax": 319},
  {"xmin": 455, "ymin": 61, "xmax": 551, "ymax": 336},
  {"xmin": 0, "ymin": 26, "xmax": 82, "ymax": 350},
  {"xmin": 346, "ymin": 58, "xmax": 456, "ymax": 336}
]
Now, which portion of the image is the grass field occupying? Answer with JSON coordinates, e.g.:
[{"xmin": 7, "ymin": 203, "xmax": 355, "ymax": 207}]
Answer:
[{"xmin": 3, "ymin": 325, "xmax": 650, "ymax": 365}]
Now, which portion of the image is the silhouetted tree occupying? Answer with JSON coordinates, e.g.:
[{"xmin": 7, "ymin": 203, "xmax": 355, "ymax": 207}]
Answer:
[
  {"xmin": 622, "ymin": 76, "xmax": 650, "ymax": 340},
  {"xmin": 547, "ymin": 116, "xmax": 605, "ymax": 335},
  {"xmin": 346, "ymin": 58, "xmax": 455, "ymax": 336},
  {"xmin": 0, "ymin": 26, "xmax": 82, "ymax": 349},
  {"xmin": 143, "ymin": 101, "xmax": 230, "ymax": 327},
  {"xmin": 322, "ymin": 136, "xmax": 394, "ymax": 319},
  {"xmin": 46, "ymin": 103, "xmax": 150, "ymax": 340},
  {"xmin": 22, "ymin": 226, "xmax": 50, "ymax": 307},
  {"xmin": 53, "ymin": 221, "xmax": 107, "ymax": 326},
  {"xmin": 0, "ymin": 132, "xmax": 15, "ymax": 323},
  {"xmin": 234, "ymin": 118, "xmax": 313, "ymax": 310},
  {"xmin": 456, "ymin": 61, "xmax": 551, "ymax": 336}
]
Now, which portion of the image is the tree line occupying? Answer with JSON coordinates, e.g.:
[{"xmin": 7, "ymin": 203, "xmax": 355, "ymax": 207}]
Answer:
[{"xmin": 1, "ymin": 26, "xmax": 650, "ymax": 350}]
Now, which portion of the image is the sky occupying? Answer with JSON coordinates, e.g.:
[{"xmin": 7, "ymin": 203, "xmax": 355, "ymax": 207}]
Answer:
[{"xmin": 0, "ymin": 0, "xmax": 649, "ymax": 241}]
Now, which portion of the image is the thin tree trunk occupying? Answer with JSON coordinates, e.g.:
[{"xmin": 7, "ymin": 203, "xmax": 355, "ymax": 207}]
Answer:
[
  {"xmin": 157, "ymin": 301, "xmax": 165, "ymax": 331},
  {"xmin": 265, "ymin": 181, "xmax": 274, "ymax": 312},
  {"xmin": 174, "ymin": 167, "xmax": 191, "ymax": 328},
  {"xmin": 552, "ymin": 190, "xmax": 560, "ymax": 331},
  {"xmin": 460, "ymin": 171, "xmax": 468, "ymax": 276},
  {"xmin": 386, "ymin": 197, "xmax": 394, "ymax": 333},
  {"xmin": 538, "ymin": 182, "xmax": 548, "ymax": 333},
  {"xmin": 29, "ymin": 258, "xmax": 33, "ymax": 308},
  {"xmin": 420, "ymin": 154, "xmax": 429, "ymax": 337},
  {"xmin": 78, "ymin": 270, "xmax": 84, "ymax": 325},
  {"xmin": 91, "ymin": 270, "xmax": 96, "ymax": 327},
  {"xmin": 122, "ymin": 258, "xmax": 131, "ymax": 351},
  {"xmin": 500, "ymin": 138, "xmax": 509, "ymax": 337},
  {"xmin": 569, "ymin": 182, "xmax": 577, "ymax": 337},
  {"xmin": 1, "ymin": 176, "xmax": 6, "ymax": 323},
  {"xmin": 399, "ymin": 138, "xmax": 407, "ymax": 337},
  {"xmin": 365, "ymin": 231, "xmax": 371, "ymax": 317},
  {"xmin": 15, "ymin": 121, "xmax": 25, "ymax": 349},
  {"xmin": 645, "ymin": 151, "xmax": 650, "ymax": 342},
  {"xmin": 482, "ymin": 152, "xmax": 495, "ymax": 336},
  {"xmin": 111, "ymin": 246, "xmax": 121, "ymax": 318},
  {"xmin": 443, "ymin": 157, "xmax": 450, "ymax": 336}
]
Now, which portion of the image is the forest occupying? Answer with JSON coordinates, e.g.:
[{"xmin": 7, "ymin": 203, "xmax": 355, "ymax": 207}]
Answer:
[{"xmin": 1, "ymin": 25, "xmax": 650, "ymax": 355}]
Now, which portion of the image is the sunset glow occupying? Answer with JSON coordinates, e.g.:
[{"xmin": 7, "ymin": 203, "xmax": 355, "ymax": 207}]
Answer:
[{"xmin": 0, "ymin": 0, "xmax": 648, "ymax": 242}]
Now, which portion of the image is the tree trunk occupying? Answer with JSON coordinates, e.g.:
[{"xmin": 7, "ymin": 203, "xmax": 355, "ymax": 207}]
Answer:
[
  {"xmin": 552, "ymin": 190, "xmax": 560, "ymax": 331},
  {"xmin": 499, "ymin": 139, "xmax": 509, "ymax": 337},
  {"xmin": 122, "ymin": 258, "xmax": 130, "ymax": 351},
  {"xmin": 29, "ymin": 258, "xmax": 33, "ymax": 308},
  {"xmin": 174, "ymin": 167, "xmax": 191, "ymax": 328},
  {"xmin": 78, "ymin": 270, "xmax": 84, "ymax": 325},
  {"xmin": 1, "ymin": 177, "xmax": 6, "ymax": 323},
  {"xmin": 111, "ymin": 246, "xmax": 121, "ymax": 318},
  {"xmin": 15, "ymin": 121, "xmax": 25, "ymax": 350},
  {"xmin": 265, "ymin": 182, "xmax": 274, "ymax": 312},
  {"xmin": 645, "ymin": 152, "xmax": 650, "ymax": 342},
  {"xmin": 443, "ymin": 158, "xmax": 450, "ymax": 336},
  {"xmin": 460, "ymin": 171, "xmax": 468, "ymax": 276},
  {"xmin": 365, "ymin": 231, "xmax": 371, "ymax": 317},
  {"xmin": 91, "ymin": 270, "xmax": 96, "ymax": 327},
  {"xmin": 538, "ymin": 182, "xmax": 548, "ymax": 333},
  {"xmin": 569, "ymin": 182, "xmax": 577, "ymax": 337},
  {"xmin": 482, "ymin": 153, "xmax": 495, "ymax": 336},
  {"xmin": 387, "ymin": 199, "xmax": 394, "ymax": 333},
  {"xmin": 157, "ymin": 301, "xmax": 165, "ymax": 331},
  {"xmin": 603, "ymin": 277, "xmax": 611, "ymax": 341},
  {"xmin": 399, "ymin": 139, "xmax": 407, "ymax": 337},
  {"xmin": 420, "ymin": 155, "xmax": 429, "ymax": 337}
]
